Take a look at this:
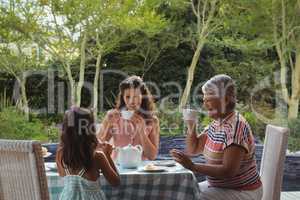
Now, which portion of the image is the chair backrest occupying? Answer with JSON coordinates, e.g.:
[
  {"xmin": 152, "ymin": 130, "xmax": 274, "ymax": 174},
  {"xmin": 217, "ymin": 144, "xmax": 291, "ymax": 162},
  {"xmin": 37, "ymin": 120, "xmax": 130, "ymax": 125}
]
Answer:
[
  {"xmin": 0, "ymin": 140, "xmax": 49, "ymax": 200},
  {"xmin": 260, "ymin": 125, "xmax": 289, "ymax": 200}
]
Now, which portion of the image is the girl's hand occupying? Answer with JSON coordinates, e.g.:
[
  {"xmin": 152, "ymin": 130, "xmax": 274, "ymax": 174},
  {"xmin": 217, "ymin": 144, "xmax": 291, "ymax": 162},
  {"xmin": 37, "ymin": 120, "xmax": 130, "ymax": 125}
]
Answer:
[
  {"xmin": 97, "ymin": 141, "xmax": 114, "ymax": 156},
  {"xmin": 103, "ymin": 142, "xmax": 114, "ymax": 156},
  {"xmin": 170, "ymin": 149, "xmax": 195, "ymax": 171}
]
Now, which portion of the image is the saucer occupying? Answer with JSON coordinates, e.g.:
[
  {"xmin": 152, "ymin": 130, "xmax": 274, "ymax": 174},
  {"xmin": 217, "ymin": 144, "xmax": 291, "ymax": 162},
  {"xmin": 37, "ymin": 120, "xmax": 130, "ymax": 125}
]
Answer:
[
  {"xmin": 43, "ymin": 152, "xmax": 52, "ymax": 158},
  {"xmin": 139, "ymin": 165, "xmax": 167, "ymax": 173},
  {"xmin": 140, "ymin": 167, "xmax": 166, "ymax": 172}
]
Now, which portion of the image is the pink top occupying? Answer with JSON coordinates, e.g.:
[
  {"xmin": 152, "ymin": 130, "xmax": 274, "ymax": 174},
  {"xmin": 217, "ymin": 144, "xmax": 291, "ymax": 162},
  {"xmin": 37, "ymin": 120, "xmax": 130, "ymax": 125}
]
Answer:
[{"xmin": 106, "ymin": 115, "xmax": 154, "ymax": 160}]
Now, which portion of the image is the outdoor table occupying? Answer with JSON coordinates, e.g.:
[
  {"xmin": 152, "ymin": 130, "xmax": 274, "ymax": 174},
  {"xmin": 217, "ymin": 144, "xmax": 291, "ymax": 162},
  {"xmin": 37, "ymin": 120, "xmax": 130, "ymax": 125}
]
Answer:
[{"xmin": 46, "ymin": 160, "xmax": 201, "ymax": 200}]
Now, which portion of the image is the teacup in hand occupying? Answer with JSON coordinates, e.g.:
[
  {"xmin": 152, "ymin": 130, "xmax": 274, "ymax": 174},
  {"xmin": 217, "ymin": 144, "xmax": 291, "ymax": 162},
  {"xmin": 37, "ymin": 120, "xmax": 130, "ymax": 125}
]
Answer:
[
  {"xmin": 182, "ymin": 108, "xmax": 198, "ymax": 121},
  {"xmin": 121, "ymin": 110, "xmax": 134, "ymax": 120}
]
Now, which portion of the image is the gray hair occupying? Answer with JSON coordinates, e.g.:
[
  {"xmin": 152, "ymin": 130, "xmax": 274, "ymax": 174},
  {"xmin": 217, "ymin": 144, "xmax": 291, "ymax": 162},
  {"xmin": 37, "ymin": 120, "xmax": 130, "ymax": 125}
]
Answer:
[{"xmin": 202, "ymin": 74, "xmax": 236, "ymax": 112}]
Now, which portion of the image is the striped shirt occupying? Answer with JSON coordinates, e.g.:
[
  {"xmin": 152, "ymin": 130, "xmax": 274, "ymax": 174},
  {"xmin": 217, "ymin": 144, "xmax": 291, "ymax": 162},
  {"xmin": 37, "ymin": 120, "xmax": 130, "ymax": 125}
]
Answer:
[{"xmin": 202, "ymin": 111, "xmax": 262, "ymax": 190}]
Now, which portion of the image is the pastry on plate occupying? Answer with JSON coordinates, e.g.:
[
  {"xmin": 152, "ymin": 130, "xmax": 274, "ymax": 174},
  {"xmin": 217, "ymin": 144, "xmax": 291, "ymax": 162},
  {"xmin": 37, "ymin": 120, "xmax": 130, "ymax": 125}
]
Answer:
[
  {"xmin": 41, "ymin": 147, "xmax": 48, "ymax": 156},
  {"xmin": 144, "ymin": 164, "xmax": 157, "ymax": 171}
]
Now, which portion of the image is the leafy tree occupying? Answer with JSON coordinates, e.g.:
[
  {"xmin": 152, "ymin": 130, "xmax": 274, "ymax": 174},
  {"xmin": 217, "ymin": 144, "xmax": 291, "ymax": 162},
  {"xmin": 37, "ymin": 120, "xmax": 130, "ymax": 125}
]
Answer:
[
  {"xmin": 227, "ymin": 0, "xmax": 300, "ymax": 119},
  {"xmin": 179, "ymin": 0, "xmax": 223, "ymax": 108},
  {"xmin": 86, "ymin": 0, "xmax": 170, "ymax": 116},
  {"xmin": 0, "ymin": 2, "xmax": 47, "ymax": 118},
  {"xmin": 271, "ymin": 0, "xmax": 300, "ymax": 119},
  {"xmin": 1, "ymin": 0, "xmax": 168, "ymax": 107}
]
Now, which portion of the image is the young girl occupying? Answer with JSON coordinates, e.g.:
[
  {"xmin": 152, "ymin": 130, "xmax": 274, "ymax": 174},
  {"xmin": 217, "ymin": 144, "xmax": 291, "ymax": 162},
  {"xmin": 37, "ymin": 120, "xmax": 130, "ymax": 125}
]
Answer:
[
  {"xmin": 171, "ymin": 74, "xmax": 263, "ymax": 200},
  {"xmin": 98, "ymin": 75, "xmax": 160, "ymax": 160},
  {"xmin": 56, "ymin": 107, "xmax": 120, "ymax": 200}
]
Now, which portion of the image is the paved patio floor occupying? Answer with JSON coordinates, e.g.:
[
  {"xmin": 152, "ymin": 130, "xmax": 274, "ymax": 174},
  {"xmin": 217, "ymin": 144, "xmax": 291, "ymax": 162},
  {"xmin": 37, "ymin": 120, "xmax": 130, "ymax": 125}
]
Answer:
[{"xmin": 281, "ymin": 192, "xmax": 300, "ymax": 200}]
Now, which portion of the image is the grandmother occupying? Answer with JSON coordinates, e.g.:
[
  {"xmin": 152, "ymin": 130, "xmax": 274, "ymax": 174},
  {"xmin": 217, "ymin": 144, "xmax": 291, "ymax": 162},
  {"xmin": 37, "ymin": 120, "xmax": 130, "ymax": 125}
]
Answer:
[{"xmin": 170, "ymin": 74, "xmax": 263, "ymax": 200}]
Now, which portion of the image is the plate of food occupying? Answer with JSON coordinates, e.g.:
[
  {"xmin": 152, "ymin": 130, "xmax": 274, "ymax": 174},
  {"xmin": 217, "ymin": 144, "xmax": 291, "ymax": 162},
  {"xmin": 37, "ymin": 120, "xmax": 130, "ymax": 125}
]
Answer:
[{"xmin": 140, "ymin": 164, "xmax": 167, "ymax": 172}]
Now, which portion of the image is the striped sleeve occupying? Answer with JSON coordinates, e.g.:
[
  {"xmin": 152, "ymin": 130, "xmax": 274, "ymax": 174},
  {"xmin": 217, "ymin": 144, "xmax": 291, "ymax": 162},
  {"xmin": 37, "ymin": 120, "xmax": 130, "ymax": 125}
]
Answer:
[{"xmin": 224, "ymin": 117, "xmax": 250, "ymax": 153}]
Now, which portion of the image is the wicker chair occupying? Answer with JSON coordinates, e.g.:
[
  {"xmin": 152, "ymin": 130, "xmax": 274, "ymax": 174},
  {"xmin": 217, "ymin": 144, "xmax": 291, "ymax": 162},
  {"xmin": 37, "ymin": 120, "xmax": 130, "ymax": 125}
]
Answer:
[
  {"xmin": 260, "ymin": 125, "xmax": 289, "ymax": 200},
  {"xmin": 0, "ymin": 140, "xmax": 49, "ymax": 200}
]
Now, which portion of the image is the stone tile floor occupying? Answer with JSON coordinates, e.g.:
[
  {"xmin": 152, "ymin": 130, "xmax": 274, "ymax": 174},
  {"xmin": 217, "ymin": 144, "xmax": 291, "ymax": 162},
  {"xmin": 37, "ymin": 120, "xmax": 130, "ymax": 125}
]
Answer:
[{"xmin": 281, "ymin": 192, "xmax": 300, "ymax": 200}]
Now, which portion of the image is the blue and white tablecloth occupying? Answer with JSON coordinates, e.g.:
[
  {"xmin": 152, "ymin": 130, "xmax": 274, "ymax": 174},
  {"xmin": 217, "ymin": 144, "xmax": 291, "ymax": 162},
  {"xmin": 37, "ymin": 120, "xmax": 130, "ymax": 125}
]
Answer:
[{"xmin": 46, "ymin": 161, "xmax": 201, "ymax": 200}]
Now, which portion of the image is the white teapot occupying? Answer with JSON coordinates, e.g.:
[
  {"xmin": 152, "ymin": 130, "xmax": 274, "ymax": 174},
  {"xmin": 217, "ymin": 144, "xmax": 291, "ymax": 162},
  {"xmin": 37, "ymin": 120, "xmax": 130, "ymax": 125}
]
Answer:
[{"xmin": 116, "ymin": 144, "xmax": 143, "ymax": 168}]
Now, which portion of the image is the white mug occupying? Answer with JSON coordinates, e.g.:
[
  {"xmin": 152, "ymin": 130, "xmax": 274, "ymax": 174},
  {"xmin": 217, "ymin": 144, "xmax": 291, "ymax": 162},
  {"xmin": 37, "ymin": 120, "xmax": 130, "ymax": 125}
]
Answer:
[
  {"xmin": 182, "ymin": 108, "xmax": 198, "ymax": 121},
  {"xmin": 121, "ymin": 110, "xmax": 134, "ymax": 120}
]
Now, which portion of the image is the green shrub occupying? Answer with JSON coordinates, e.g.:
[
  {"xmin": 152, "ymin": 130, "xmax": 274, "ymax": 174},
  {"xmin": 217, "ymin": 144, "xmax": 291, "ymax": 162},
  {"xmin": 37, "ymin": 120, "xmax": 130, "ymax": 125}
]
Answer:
[
  {"xmin": 97, "ymin": 112, "xmax": 106, "ymax": 122},
  {"xmin": 243, "ymin": 111, "xmax": 265, "ymax": 138},
  {"xmin": 287, "ymin": 137, "xmax": 300, "ymax": 153},
  {"xmin": 287, "ymin": 118, "xmax": 300, "ymax": 152},
  {"xmin": 243, "ymin": 111, "xmax": 257, "ymax": 129},
  {"xmin": 38, "ymin": 113, "xmax": 62, "ymax": 142},
  {"xmin": 38, "ymin": 113, "xmax": 64, "ymax": 125},
  {"xmin": 158, "ymin": 108, "xmax": 212, "ymax": 136},
  {"xmin": 0, "ymin": 107, "xmax": 48, "ymax": 141},
  {"xmin": 288, "ymin": 118, "xmax": 300, "ymax": 138},
  {"xmin": 0, "ymin": 89, "xmax": 12, "ymax": 111},
  {"xmin": 46, "ymin": 124, "xmax": 60, "ymax": 142},
  {"xmin": 199, "ymin": 115, "xmax": 212, "ymax": 128},
  {"xmin": 235, "ymin": 103, "xmax": 266, "ymax": 140},
  {"xmin": 158, "ymin": 110, "xmax": 184, "ymax": 136}
]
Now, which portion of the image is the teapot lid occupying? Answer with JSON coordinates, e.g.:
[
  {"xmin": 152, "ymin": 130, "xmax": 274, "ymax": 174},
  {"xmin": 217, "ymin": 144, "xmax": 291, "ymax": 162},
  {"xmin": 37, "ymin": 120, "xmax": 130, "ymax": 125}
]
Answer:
[
  {"xmin": 123, "ymin": 144, "xmax": 132, "ymax": 149},
  {"xmin": 122, "ymin": 144, "xmax": 142, "ymax": 152}
]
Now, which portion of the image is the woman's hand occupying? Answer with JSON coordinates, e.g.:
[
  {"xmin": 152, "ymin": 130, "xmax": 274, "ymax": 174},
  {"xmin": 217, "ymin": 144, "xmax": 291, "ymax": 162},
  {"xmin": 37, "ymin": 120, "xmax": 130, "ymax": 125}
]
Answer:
[
  {"xmin": 105, "ymin": 109, "xmax": 120, "ymax": 125},
  {"xmin": 131, "ymin": 113, "xmax": 147, "ymax": 138},
  {"xmin": 131, "ymin": 112, "xmax": 144, "ymax": 124},
  {"xmin": 170, "ymin": 149, "xmax": 195, "ymax": 171},
  {"xmin": 184, "ymin": 119, "xmax": 197, "ymax": 134}
]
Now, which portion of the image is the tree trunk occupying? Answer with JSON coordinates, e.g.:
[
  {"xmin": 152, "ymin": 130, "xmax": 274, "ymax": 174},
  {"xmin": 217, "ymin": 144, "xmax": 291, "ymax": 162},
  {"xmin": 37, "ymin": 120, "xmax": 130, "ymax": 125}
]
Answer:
[
  {"xmin": 93, "ymin": 53, "xmax": 102, "ymax": 120},
  {"xmin": 65, "ymin": 63, "xmax": 76, "ymax": 106},
  {"xmin": 288, "ymin": 52, "xmax": 300, "ymax": 119},
  {"xmin": 274, "ymin": 73, "xmax": 288, "ymax": 126},
  {"xmin": 179, "ymin": 40, "xmax": 204, "ymax": 109},
  {"xmin": 288, "ymin": 98, "xmax": 299, "ymax": 119},
  {"xmin": 76, "ymin": 32, "xmax": 87, "ymax": 106},
  {"xmin": 19, "ymin": 75, "xmax": 29, "ymax": 120}
]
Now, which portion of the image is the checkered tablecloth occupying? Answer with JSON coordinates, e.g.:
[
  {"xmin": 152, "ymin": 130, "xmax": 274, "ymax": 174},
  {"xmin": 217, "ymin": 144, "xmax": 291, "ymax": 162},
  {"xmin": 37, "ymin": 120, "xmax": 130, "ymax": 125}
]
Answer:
[{"xmin": 46, "ymin": 161, "xmax": 201, "ymax": 200}]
